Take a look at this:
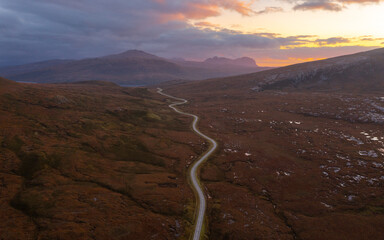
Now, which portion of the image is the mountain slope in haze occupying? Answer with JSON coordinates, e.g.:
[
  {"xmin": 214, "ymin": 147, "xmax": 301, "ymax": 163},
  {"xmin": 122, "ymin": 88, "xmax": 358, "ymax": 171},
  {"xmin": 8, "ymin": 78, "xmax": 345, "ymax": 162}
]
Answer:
[
  {"xmin": 204, "ymin": 56, "xmax": 258, "ymax": 67},
  {"xmin": 0, "ymin": 51, "xmax": 184, "ymax": 85},
  {"xmin": 0, "ymin": 60, "xmax": 73, "ymax": 77},
  {"xmin": 170, "ymin": 56, "xmax": 270, "ymax": 81},
  {"xmin": 102, "ymin": 50, "xmax": 163, "ymax": 60},
  {"xmin": 0, "ymin": 50, "xmax": 268, "ymax": 85},
  {"xmin": 168, "ymin": 48, "xmax": 384, "ymax": 95}
]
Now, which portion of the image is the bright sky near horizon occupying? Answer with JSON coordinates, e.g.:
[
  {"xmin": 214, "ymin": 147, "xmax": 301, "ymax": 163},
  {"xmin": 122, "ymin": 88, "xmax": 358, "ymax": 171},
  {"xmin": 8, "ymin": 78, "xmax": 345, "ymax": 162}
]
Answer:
[
  {"xmin": 1, "ymin": 0, "xmax": 383, "ymax": 67},
  {"xmin": 189, "ymin": 0, "xmax": 384, "ymax": 66},
  {"xmin": 206, "ymin": 3, "xmax": 384, "ymax": 38}
]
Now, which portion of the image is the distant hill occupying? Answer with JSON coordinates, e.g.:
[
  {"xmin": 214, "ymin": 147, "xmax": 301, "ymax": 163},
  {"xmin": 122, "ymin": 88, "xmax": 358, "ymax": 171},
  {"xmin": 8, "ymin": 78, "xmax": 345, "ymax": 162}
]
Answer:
[
  {"xmin": 168, "ymin": 48, "xmax": 384, "ymax": 95},
  {"xmin": 102, "ymin": 50, "xmax": 162, "ymax": 60},
  {"xmin": 0, "ymin": 50, "xmax": 269, "ymax": 85},
  {"xmin": 0, "ymin": 76, "xmax": 15, "ymax": 84},
  {"xmin": 170, "ymin": 56, "xmax": 270, "ymax": 80},
  {"xmin": 204, "ymin": 56, "xmax": 258, "ymax": 67},
  {"xmin": 0, "ymin": 60, "xmax": 72, "ymax": 76},
  {"xmin": 0, "ymin": 77, "xmax": 21, "ymax": 94}
]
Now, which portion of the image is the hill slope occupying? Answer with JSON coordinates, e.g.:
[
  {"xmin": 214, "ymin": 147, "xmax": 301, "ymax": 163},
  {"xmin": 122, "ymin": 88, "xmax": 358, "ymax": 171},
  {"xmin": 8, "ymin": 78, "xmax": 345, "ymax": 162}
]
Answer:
[
  {"xmin": 167, "ymin": 48, "xmax": 384, "ymax": 95},
  {"xmin": 0, "ymin": 79, "xmax": 202, "ymax": 239}
]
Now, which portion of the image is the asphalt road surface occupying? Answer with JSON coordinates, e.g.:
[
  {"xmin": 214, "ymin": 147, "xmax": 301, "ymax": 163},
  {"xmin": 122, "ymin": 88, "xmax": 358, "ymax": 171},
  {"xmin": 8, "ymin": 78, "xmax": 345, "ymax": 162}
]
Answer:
[{"xmin": 157, "ymin": 88, "xmax": 217, "ymax": 240}]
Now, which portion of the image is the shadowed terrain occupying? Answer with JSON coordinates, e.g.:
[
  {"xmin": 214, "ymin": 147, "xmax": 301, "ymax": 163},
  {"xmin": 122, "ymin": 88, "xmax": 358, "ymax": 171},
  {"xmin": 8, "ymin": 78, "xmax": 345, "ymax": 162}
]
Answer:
[{"xmin": 0, "ymin": 78, "xmax": 210, "ymax": 239}]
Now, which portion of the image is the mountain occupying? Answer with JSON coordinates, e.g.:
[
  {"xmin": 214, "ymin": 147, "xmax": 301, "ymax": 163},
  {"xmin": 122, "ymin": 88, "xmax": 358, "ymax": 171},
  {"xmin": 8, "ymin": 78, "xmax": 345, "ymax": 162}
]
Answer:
[
  {"xmin": 0, "ymin": 51, "xmax": 184, "ymax": 85},
  {"xmin": 167, "ymin": 48, "xmax": 384, "ymax": 95},
  {"xmin": 204, "ymin": 56, "xmax": 258, "ymax": 67},
  {"xmin": 0, "ymin": 50, "xmax": 268, "ymax": 85},
  {"xmin": 0, "ymin": 59, "xmax": 73, "ymax": 77},
  {"xmin": 169, "ymin": 56, "xmax": 270, "ymax": 80},
  {"xmin": 102, "ymin": 50, "xmax": 162, "ymax": 60}
]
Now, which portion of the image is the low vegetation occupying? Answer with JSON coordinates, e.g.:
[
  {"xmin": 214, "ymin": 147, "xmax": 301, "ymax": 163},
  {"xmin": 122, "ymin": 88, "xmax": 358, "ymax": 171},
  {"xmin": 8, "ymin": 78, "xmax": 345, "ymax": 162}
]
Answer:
[{"xmin": 0, "ymin": 80, "xmax": 201, "ymax": 239}]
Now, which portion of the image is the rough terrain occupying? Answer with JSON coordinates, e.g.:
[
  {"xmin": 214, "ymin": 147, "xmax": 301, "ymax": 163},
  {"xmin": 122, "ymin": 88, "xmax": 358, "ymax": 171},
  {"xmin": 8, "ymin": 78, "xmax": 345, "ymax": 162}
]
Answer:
[{"xmin": 0, "ymin": 78, "xmax": 206, "ymax": 240}]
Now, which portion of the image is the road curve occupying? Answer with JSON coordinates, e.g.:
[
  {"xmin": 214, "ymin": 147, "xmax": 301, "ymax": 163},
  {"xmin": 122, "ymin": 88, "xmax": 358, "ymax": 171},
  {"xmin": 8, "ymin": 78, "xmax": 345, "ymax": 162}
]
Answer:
[{"xmin": 157, "ymin": 88, "xmax": 217, "ymax": 240}]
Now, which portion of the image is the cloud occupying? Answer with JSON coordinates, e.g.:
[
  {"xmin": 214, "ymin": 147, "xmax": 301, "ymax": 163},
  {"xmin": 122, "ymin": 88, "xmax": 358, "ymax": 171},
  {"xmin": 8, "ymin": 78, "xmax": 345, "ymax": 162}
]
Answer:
[
  {"xmin": 359, "ymin": 36, "xmax": 384, "ymax": 41},
  {"xmin": 0, "ymin": 0, "xmax": 282, "ymax": 66},
  {"xmin": 194, "ymin": 21, "xmax": 221, "ymax": 28},
  {"xmin": 253, "ymin": 45, "xmax": 378, "ymax": 66},
  {"xmin": 255, "ymin": 7, "xmax": 284, "ymax": 14},
  {"xmin": 315, "ymin": 37, "xmax": 351, "ymax": 45},
  {"xmin": 211, "ymin": 0, "xmax": 256, "ymax": 16},
  {"xmin": 293, "ymin": 1, "xmax": 343, "ymax": 11},
  {"xmin": 150, "ymin": 0, "xmax": 255, "ymax": 20},
  {"xmin": 0, "ymin": 0, "xmax": 381, "ymax": 67},
  {"xmin": 288, "ymin": 0, "xmax": 383, "ymax": 11}
]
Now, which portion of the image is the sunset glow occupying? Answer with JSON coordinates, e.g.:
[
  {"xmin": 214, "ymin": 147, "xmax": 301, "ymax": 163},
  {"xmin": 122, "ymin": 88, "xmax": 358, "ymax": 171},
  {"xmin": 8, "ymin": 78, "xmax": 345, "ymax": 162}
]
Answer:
[
  {"xmin": 190, "ymin": 0, "xmax": 384, "ymax": 66},
  {"xmin": 1, "ymin": 0, "xmax": 384, "ymax": 67}
]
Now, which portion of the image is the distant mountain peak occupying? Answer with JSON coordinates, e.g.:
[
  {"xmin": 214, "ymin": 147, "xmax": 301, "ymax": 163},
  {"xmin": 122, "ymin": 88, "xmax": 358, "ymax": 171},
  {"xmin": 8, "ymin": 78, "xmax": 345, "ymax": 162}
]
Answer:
[
  {"xmin": 103, "ymin": 49, "xmax": 161, "ymax": 60},
  {"xmin": 204, "ymin": 56, "xmax": 258, "ymax": 67}
]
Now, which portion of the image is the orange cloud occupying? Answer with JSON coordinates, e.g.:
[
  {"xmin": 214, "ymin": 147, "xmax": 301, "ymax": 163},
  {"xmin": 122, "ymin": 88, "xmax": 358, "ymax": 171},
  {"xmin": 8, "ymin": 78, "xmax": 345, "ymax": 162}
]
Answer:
[
  {"xmin": 194, "ymin": 21, "xmax": 221, "ymax": 28},
  {"xmin": 211, "ymin": 0, "xmax": 256, "ymax": 16},
  {"xmin": 184, "ymin": 3, "xmax": 220, "ymax": 19},
  {"xmin": 155, "ymin": 3, "xmax": 220, "ymax": 23},
  {"xmin": 154, "ymin": 1, "xmax": 253, "ymax": 22},
  {"xmin": 154, "ymin": 0, "xmax": 256, "ymax": 23}
]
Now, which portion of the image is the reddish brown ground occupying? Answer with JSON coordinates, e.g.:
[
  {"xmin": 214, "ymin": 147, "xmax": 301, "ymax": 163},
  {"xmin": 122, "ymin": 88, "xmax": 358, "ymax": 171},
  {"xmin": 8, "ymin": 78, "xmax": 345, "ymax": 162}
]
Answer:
[
  {"xmin": 2, "ymin": 73, "xmax": 384, "ymax": 239},
  {"xmin": 165, "ymin": 85, "xmax": 384, "ymax": 240},
  {"xmin": 0, "ymin": 78, "xmax": 207, "ymax": 240}
]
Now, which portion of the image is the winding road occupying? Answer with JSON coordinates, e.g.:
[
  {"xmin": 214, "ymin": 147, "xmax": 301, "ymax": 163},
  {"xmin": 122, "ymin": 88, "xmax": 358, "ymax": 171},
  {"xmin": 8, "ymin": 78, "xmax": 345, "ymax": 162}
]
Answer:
[{"xmin": 157, "ymin": 88, "xmax": 217, "ymax": 240}]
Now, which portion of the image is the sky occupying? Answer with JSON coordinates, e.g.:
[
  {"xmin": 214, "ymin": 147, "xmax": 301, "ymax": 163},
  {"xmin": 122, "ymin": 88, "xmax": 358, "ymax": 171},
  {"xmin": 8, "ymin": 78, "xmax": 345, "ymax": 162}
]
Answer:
[{"xmin": 0, "ymin": 0, "xmax": 383, "ymax": 67}]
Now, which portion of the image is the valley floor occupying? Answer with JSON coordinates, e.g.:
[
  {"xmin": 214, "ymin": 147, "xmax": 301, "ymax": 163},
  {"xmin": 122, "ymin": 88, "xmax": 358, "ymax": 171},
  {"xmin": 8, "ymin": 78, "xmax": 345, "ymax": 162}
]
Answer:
[
  {"xmin": 1, "ymin": 77, "xmax": 384, "ymax": 239},
  {"xmin": 165, "ymin": 86, "xmax": 384, "ymax": 240}
]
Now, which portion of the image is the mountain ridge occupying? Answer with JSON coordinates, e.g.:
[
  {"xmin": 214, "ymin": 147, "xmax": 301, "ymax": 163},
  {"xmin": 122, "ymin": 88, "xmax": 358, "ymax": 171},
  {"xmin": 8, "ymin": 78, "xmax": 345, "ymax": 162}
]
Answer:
[
  {"xmin": 0, "ymin": 50, "xmax": 267, "ymax": 85},
  {"xmin": 204, "ymin": 56, "xmax": 258, "ymax": 67},
  {"xmin": 165, "ymin": 47, "xmax": 384, "ymax": 95}
]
